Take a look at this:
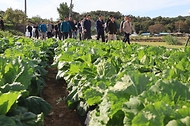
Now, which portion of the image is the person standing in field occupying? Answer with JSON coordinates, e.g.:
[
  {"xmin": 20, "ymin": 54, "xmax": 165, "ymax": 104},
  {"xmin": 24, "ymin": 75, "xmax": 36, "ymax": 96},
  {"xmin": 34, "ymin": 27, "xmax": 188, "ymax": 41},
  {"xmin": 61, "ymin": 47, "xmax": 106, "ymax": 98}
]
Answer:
[
  {"xmin": 68, "ymin": 16, "xmax": 75, "ymax": 38},
  {"xmin": 51, "ymin": 22, "xmax": 55, "ymax": 37},
  {"xmin": 105, "ymin": 15, "xmax": 113, "ymax": 32},
  {"xmin": 96, "ymin": 14, "xmax": 105, "ymax": 42},
  {"xmin": 120, "ymin": 16, "xmax": 127, "ymax": 42},
  {"xmin": 107, "ymin": 16, "xmax": 117, "ymax": 41},
  {"xmin": 0, "ymin": 17, "xmax": 5, "ymax": 31},
  {"xmin": 58, "ymin": 19, "xmax": 63, "ymax": 40},
  {"xmin": 39, "ymin": 21, "xmax": 47, "ymax": 40},
  {"xmin": 47, "ymin": 21, "xmax": 53, "ymax": 38},
  {"xmin": 81, "ymin": 15, "xmax": 87, "ymax": 40},
  {"xmin": 77, "ymin": 19, "xmax": 82, "ymax": 40},
  {"xmin": 54, "ymin": 21, "xmax": 59, "ymax": 39},
  {"xmin": 120, "ymin": 16, "xmax": 127, "ymax": 33},
  {"xmin": 60, "ymin": 16, "xmax": 71, "ymax": 40},
  {"xmin": 83, "ymin": 15, "xmax": 92, "ymax": 40},
  {"xmin": 122, "ymin": 16, "xmax": 136, "ymax": 44},
  {"xmin": 73, "ymin": 20, "xmax": 78, "ymax": 39},
  {"xmin": 34, "ymin": 23, "xmax": 39, "ymax": 39},
  {"xmin": 27, "ymin": 24, "xmax": 32, "ymax": 38}
]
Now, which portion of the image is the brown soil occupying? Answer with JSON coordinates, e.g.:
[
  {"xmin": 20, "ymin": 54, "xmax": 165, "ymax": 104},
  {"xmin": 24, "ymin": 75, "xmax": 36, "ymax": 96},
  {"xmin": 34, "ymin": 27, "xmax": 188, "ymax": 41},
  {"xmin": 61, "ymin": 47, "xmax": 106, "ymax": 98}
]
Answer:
[{"xmin": 42, "ymin": 67, "xmax": 82, "ymax": 126}]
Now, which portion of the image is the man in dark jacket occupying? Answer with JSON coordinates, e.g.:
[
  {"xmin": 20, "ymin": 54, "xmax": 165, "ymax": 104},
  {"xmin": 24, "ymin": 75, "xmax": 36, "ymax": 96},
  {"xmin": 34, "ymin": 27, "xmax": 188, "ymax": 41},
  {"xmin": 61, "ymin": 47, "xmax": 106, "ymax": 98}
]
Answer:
[
  {"xmin": 34, "ymin": 23, "xmax": 39, "ymax": 39},
  {"xmin": 105, "ymin": 15, "xmax": 113, "ymax": 32},
  {"xmin": 27, "ymin": 24, "xmax": 32, "ymax": 38},
  {"xmin": 96, "ymin": 14, "xmax": 105, "ymax": 42},
  {"xmin": 68, "ymin": 16, "xmax": 75, "ymax": 38},
  {"xmin": 58, "ymin": 19, "xmax": 63, "ymax": 40},
  {"xmin": 107, "ymin": 17, "xmax": 117, "ymax": 41},
  {"xmin": 0, "ymin": 17, "xmax": 5, "ymax": 31},
  {"xmin": 83, "ymin": 15, "xmax": 91, "ymax": 40},
  {"xmin": 54, "ymin": 21, "xmax": 59, "ymax": 39}
]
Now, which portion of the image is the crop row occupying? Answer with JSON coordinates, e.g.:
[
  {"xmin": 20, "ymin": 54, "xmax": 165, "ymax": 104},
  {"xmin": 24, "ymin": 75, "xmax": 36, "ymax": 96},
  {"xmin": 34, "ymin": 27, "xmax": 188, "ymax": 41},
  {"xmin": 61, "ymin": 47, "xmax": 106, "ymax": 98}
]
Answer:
[
  {"xmin": 53, "ymin": 39, "xmax": 190, "ymax": 126},
  {"xmin": 0, "ymin": 37, "xmax": 56, "ymax": 126}
]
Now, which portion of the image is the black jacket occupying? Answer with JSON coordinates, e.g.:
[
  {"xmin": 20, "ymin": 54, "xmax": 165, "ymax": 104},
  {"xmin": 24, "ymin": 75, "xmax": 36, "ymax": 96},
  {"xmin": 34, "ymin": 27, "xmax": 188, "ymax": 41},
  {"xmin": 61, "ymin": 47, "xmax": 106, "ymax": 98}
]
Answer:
[
  {"xmin": 68, "ymin": 21, "xmax": 75, "ymax": 30},
  {"xmin": 27, "ymin": 25, "xmax": 32, "ymax": 32},
  {"xmin": 96, "ymin": 20, "xmax": 105, "ymax": 33},
  {"xmin": 83, "ymin": 20, "xmax": 91, "ymax": 32},
  {"xmin": 108, "ymin": 21, "xmax": 117, "ymax": 34}
]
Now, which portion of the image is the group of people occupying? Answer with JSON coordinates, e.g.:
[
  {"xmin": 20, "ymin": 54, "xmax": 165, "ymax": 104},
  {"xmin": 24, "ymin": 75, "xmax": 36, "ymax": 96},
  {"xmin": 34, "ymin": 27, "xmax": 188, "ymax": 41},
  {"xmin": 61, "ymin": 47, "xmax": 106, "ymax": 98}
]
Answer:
[
  {"xmin": 26, "ymin": 21, "xmax": 54, "ymax": 40},
  {"xmin": 25, "ymin": 14, "xmax": 136, "ymax": 44},
  {"xmin": 55, "ymin": 15, "xmax": 92, "ymax": 41},
  {"xmin": 88, "ymin": 14, "xmax": 136, "ymax": 44}
]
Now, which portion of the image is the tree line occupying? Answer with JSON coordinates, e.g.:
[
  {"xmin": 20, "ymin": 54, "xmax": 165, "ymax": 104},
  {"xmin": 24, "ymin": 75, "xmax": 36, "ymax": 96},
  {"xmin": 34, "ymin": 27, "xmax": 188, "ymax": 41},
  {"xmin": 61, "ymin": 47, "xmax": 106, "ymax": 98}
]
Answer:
[{"xmin": 0, "ymin": 2, "xmax": 190, "ymax": 34}]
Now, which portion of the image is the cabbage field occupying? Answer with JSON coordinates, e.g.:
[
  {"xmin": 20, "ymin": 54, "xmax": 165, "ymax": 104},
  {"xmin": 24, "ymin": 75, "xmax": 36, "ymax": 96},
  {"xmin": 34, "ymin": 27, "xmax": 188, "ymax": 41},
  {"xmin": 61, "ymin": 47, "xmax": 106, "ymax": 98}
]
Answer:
[
  {"xmin": 0, "ymin": 37, "xmax": 56, "ymax": 126},
  {"xmin": 53, "ymin": 39, "xmax": 190, "ymax": 126},
  {"xmin": 0, "ymin": 37, "xmax": 190, "ymax": 126}
]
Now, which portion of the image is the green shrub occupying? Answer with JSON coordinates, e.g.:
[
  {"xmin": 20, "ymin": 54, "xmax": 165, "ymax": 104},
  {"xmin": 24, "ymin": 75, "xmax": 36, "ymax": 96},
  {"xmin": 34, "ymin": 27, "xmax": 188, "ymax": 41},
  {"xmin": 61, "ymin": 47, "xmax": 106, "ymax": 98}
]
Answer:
[
  {"xmin": 163, "ymin": 35, "xmax": 179, "ymax": 45},
  {"xmin": 0, "ymin": 30, "xmax": 13, "ymax": 38},
  {"xmin": 9, "ymin": 30, "xmax": 24, "ymax": 36},
  {"xmin": 0, "ymin": 30, "xmax": 24, "ymax": 38}
]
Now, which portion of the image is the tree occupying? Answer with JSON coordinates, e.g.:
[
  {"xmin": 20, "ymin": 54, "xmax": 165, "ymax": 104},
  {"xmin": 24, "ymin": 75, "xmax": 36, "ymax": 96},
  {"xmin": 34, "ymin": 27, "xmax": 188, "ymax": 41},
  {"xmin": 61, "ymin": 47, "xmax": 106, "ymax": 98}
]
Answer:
[
  {"xmin": 57, "ymin": 2, "xmax": 71, "ymax": 20},
  {"xmin": 0, "ymin": 10, "xmax": 5, "ymax": 17},
  {"xmin": 140, "ymin": 21, "xmax": 153, "ymax": 32},
  {"xmin": 148, "ymin": 24, "xmax": 166, "ymax": 34},
  {"xmin": 165, "ymin": 24, "xmax": 174, "ymax": 32},
  {"xmin": 29, "ymin": 15, "xmax": 42, "ymax": 23},
  {"xmin": 174, "ymin": 21, "xmax": 189, "ymax": 33},
  {"xmin": 4, "ymin": 8, "xmax": 26, "ymax": 26}
]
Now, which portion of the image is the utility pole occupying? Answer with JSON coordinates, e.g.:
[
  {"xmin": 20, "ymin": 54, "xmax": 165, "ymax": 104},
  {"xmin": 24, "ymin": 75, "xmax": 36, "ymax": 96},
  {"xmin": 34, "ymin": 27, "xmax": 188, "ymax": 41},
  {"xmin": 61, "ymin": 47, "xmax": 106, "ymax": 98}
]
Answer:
[
  {"xmin": 24, "ymin": 0, "xmax": 27, "ymax": 33},
  {"xmin": 69, "ymin": 0, "xmax": 73, "ymax": 17},
  {"xmin": 25, "ymin": 0, "xmax": 27, "ymax": 16},
  {"xmin": 185, "ymin": 10, "xmax": 190, "ymax": 47},
  {"xmin": 178, "ymin": 22, "xmax": 181, "ymax": 32}
]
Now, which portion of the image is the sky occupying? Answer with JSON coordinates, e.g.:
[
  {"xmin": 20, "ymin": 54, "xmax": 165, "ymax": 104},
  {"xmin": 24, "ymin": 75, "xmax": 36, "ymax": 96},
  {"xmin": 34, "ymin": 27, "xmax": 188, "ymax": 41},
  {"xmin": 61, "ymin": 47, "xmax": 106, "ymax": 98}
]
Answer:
[{"xmin": 0, "ymin": 0, "xmax": 190, "ymax": 20}]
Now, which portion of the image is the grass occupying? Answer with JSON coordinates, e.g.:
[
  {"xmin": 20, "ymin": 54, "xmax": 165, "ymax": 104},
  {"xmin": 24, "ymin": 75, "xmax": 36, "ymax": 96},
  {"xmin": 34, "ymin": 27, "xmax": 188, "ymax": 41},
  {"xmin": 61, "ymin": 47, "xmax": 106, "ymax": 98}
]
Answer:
[
  {"xmin": 132, "ymin": 42, "xmax": 185, "ymax": 49},
  {"xmin": 130, "ymin": 36, "xmax": 189, "ymax": 48}
]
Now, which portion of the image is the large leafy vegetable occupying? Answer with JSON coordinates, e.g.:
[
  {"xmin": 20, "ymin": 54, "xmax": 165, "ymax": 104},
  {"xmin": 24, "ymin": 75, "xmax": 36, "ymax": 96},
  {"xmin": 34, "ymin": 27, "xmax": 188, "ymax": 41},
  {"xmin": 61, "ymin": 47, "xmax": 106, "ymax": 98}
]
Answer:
[{"xmin": 54, "ymin": 39, "xmax": 190, "ymax": 126}]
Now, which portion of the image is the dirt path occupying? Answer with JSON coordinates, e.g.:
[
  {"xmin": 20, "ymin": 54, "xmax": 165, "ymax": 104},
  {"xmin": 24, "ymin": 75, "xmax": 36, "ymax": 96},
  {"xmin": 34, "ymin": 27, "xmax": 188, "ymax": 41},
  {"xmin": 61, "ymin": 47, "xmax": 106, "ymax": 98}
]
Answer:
[{"xmin": 42, "ymin": 67, "xmax": 82, "ymax": 126}]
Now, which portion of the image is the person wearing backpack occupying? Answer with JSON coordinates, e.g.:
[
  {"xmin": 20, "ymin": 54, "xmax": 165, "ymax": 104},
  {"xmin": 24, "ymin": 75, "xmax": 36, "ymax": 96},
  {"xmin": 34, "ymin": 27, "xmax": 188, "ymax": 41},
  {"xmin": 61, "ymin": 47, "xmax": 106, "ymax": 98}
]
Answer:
[
  {"xmin": 122, "ymin": 16, "xmax": 136, "ymax": 44},
  {"xmin": 120, "ymin": 16, "xmax": 127, "ymax": 33}
]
